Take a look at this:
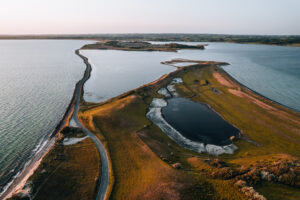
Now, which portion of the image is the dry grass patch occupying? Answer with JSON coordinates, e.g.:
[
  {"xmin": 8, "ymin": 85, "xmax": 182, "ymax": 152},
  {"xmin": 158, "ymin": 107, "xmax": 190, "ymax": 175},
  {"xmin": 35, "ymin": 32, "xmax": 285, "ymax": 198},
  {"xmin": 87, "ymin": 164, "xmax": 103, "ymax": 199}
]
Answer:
[
  {"xmin": 10, "ymin": 136, "xmax": 100, "ymax": 200},
  {"xmin": 79, "ymin": 95, "xmax": 230, "ymax": 200}
]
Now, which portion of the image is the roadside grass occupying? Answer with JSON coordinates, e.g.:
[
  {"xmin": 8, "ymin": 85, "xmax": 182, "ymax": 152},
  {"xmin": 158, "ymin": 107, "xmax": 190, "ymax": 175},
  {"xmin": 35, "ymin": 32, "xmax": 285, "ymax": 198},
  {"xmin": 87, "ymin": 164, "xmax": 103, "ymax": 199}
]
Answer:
[
  {"xmin": 80, "ymin": 96, "xmax": 189, "ymax": 200},
  {"xmin": 9, "ymin": 135, "xmax": 100, "ymax": 200},
  {"xmin": 79, "ymin": 93, "xmax": 247, "ymax": 199}
]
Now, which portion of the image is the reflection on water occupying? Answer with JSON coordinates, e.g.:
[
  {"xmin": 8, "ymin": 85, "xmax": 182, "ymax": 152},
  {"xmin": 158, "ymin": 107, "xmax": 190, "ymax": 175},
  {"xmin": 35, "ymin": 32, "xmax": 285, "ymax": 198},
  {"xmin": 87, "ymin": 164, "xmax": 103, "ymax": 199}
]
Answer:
[
  {"xmin": 82, "ymin": 43, "xmax": 300, "ymax": 112},
  {"xmin": 162, "ymin": 98, "xmax": 239, "ymax": 146},
  {"xmin": 80, "ymin": 50, "xmax": 176, "ymax": 102}
]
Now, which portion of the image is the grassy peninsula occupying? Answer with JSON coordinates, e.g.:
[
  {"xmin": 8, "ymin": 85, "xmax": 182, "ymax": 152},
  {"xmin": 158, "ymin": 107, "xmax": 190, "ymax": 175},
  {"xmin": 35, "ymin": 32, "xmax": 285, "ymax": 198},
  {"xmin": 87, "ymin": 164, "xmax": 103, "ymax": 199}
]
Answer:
[{"xmin": 76, "ymin": 61, "xmax": 300, "ymax": 199}]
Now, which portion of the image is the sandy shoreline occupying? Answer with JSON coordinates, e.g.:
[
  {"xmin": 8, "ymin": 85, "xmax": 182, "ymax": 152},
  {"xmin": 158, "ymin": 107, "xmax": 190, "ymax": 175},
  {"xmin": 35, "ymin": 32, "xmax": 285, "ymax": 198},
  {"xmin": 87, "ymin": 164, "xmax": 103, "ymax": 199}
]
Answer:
[
  {"xmin": 0, "ymin": 138, "xmax": 56, "ymax": 200},
  {"xmin": 219, "ymin": 66, "xmax": 300, "ymax": 115},
  {"xmin": 0, "ymin": 48, "xmax": 109, "ymax": 200},
  {"xmin": 0, "ymin": 49, "xmax": 88, "ymax": 200}
]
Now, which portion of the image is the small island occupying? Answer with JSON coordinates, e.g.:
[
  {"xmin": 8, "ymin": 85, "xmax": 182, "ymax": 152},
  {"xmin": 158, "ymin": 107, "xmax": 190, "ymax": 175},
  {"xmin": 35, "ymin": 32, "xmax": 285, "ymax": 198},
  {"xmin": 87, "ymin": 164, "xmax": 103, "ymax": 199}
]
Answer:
[{"xmin": 81, "ymin": 40, "xmax": 205, "ymax": 52}]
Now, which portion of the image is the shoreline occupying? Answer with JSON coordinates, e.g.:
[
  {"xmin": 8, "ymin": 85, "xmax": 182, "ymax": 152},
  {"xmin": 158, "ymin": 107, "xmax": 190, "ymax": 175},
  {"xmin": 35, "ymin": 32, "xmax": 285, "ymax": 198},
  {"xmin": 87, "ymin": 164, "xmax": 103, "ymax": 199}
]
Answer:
[
  {"xmin": 0, "ymin": 50, "xmax": 90, "ymax": 200},
  {"xmin": 162, "ymin": 59, "xmax": 300, "ymax": 116},
  {"xmin": 92, "ymin": 59, "xmax": 299, "ymax": 155},
  {"xmin": 77, "ymin": 57, "xmax": 300, "ymax": 199},
  {"xmin": 81, "ymin": 61, "xmax": 228, "ymax": 109},
  {"xmin": 219, "ymin": 66, "xmax": 300, "ymax": 115},
  {"xmin": 1, "ymin": 48, "xmax": 110, "ymax": 200},
  {"xmin": 140, "ymin": 61, "xmax": 300, "ymax": 155},
  {"xmin": 147, "ymin": 87, "xmax": 239, "ymax": 156}
]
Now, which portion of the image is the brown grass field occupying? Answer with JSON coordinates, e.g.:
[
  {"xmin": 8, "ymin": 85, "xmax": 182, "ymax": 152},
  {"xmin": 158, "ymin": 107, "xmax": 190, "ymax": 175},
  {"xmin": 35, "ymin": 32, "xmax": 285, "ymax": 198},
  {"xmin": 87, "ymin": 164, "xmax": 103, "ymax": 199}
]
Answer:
[{"xmin": 78, "ymin": 63, "xmax": 300, "ymax": 200}]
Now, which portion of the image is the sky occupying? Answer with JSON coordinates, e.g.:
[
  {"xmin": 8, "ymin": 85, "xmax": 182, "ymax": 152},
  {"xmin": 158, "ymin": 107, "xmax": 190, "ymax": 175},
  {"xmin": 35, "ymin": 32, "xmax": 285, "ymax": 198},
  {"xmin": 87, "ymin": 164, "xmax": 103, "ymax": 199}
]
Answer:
[{"xmin": 0, "ymin": 0, "xmax": 300, "ymax": 35}]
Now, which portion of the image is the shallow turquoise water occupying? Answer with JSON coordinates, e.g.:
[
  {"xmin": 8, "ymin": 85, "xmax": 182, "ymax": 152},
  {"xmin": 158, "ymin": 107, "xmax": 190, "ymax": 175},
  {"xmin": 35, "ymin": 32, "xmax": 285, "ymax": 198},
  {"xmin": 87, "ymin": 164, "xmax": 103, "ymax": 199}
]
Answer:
[{"xmin": 0, "ymin": 40, "xmax": 89, "ymax": 193}]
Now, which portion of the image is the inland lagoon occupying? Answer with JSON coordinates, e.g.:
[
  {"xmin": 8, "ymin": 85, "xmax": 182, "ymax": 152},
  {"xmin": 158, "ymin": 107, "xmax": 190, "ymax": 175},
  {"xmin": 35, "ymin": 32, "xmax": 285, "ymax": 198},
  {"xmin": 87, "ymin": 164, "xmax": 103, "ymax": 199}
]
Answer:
[{"xmin": 162, "ymin": 97, "xmax": 240, "ymax": 146}]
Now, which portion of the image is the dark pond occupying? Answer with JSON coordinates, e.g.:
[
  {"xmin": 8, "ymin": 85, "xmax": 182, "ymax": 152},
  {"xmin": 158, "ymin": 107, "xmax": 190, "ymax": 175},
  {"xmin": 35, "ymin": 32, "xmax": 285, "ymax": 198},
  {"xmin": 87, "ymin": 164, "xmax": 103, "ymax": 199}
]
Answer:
[{"xmin": 162, "ymin": 98, "xmax": 239, "ymax": 146}]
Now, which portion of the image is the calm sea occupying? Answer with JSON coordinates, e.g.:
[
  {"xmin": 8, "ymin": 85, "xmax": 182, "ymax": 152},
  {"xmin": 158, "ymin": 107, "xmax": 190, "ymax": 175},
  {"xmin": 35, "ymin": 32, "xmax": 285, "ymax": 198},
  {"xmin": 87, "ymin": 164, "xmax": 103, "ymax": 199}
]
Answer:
[{"xmin": 0, "ymin": 40, "xmax": 89, "ymax": 194}]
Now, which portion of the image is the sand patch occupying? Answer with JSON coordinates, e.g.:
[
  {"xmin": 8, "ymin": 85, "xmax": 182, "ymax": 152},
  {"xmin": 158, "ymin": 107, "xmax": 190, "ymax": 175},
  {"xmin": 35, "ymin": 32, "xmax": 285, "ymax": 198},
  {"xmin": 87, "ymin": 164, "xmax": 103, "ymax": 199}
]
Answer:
[
  {"xmin": 63, "ymin": 136, "xmax": 88, "ymax": 146},
  {"xmin": 83, "ymin": 95, "xmax": 137, "ymax": 117},
  {"xmin": 213, "ymin": 72, "xmax": 234, "ymax": 87},
  {"xmin": 229, "ymin": 89, "xmax": 276, "ymax": 111}
]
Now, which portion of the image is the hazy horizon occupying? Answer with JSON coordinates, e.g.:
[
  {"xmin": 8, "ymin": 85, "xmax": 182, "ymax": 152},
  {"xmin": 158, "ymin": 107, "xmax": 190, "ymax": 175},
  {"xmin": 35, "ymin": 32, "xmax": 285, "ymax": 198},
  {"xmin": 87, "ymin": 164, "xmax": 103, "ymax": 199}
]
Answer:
[
  {"xmin": 1, "ymin": 0, "xmax": 300, "ymax": 35},
  {"xmin": 1, "ymin": 33, "xmax": 300, "ymax": 36}
]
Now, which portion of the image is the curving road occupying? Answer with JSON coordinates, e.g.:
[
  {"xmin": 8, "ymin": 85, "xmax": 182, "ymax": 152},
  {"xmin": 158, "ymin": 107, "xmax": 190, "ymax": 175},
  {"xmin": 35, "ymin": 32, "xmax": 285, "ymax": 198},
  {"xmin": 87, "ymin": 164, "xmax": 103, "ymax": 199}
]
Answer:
[{"xmin": 74, "ymin": 50, "xmax": 109, "ymax": 200}]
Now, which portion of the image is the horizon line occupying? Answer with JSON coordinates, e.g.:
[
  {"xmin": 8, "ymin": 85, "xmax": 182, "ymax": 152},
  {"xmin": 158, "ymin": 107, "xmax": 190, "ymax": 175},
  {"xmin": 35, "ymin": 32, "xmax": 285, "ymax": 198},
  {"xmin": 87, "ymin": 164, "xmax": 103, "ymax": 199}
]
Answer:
[{"xmin": 0, "ymin": 33, "xmax": 300, "ymax": 37}]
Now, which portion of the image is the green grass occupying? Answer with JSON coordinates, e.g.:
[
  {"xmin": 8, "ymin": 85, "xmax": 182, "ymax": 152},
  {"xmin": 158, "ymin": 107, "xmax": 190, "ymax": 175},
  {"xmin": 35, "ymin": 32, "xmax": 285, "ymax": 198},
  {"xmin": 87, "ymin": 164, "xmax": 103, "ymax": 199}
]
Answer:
[
  {"xmin": 255, "ymin": 182, "xmax": 300, "ymax": 200},
  {"xmin": 176, "ymin": 66, "xmax": 300, "ymax": 199},
  {"xmin": 208, "ymin": 179, "xmax": 246, "ymax": 200},
  {"xmin": 177, "ymin": 66, "xmax": 300, "ymax": 159}
]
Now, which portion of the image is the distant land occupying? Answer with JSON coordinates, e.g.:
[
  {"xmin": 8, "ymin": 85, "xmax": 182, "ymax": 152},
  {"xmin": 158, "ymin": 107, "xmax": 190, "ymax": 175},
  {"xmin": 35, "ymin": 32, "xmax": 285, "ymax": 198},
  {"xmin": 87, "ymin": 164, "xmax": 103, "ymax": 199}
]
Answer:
[
  {"xmin": 1, "ymin": 34, "xmax": 300, "ymax": 46},
  {"xmin": 80, "ymin": 40, "xmax": 205, "ymax": 52}
]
